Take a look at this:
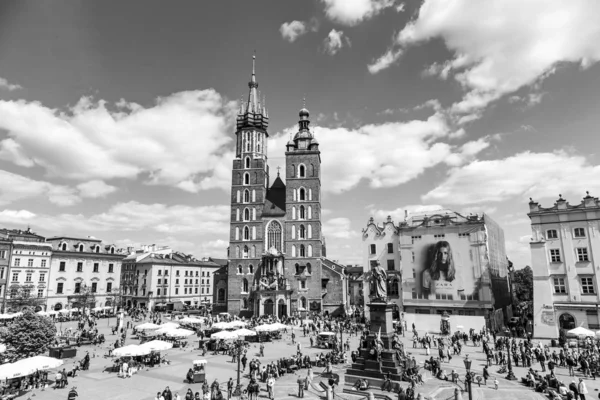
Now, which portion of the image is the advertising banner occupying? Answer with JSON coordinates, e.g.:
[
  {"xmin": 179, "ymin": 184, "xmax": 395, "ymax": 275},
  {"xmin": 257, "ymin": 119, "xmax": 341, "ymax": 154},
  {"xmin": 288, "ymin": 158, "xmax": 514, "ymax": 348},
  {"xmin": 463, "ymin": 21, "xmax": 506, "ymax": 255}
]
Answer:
[{"xmin": 413, "ymin": 230, "xmax": 483, "ymax": 299}]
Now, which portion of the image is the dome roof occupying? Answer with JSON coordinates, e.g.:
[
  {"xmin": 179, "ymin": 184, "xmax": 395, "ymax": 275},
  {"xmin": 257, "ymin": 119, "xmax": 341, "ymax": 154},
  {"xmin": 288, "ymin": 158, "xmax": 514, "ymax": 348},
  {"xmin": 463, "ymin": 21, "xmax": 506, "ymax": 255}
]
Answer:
[{"xmin": 299, "ymin": 107, "xmax": 310, "ymax": 117}]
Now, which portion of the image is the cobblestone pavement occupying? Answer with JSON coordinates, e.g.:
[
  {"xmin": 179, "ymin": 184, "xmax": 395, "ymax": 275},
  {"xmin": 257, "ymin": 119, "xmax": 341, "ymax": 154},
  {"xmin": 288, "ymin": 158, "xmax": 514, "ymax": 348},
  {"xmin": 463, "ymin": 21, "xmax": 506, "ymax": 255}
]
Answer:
[{"xmin": 19, "ymin": 318, "xmax": 600, "ymax": 400}]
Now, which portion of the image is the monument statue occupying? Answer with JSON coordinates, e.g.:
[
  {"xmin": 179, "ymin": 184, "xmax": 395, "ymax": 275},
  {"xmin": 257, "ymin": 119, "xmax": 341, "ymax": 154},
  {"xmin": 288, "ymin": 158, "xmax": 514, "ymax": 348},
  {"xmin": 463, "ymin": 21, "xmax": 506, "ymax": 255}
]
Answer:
[{"xmin": 369, "ymin": 260, "xmax": 388, "ymax": 301}]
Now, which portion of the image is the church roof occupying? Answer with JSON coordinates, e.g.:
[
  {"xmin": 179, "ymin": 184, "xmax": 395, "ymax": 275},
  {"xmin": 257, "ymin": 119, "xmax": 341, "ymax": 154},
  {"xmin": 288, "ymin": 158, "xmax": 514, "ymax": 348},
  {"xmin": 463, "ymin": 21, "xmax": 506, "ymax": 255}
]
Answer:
[{"xmin": 263, "ymin": 176, "xmax": 286, "ymax": 216}]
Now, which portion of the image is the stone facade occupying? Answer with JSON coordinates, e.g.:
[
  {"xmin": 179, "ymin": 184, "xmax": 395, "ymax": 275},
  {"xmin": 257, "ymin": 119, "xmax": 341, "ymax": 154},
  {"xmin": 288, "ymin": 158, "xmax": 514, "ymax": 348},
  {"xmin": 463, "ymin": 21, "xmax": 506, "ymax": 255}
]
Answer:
[
  {"xmin": 46, "ymin": 236, "xmax": 124, "ymax": 312},
  {"xmin": 0, "ymin": 238, "xmax": 11, "ymax": 311},
  {"xmin": 529, "ymin": 193, "xmax": 600, "ymax": 338},
  {"xmin": 226, "ymin": 58, "xmax": 346, "ymax": 318}
]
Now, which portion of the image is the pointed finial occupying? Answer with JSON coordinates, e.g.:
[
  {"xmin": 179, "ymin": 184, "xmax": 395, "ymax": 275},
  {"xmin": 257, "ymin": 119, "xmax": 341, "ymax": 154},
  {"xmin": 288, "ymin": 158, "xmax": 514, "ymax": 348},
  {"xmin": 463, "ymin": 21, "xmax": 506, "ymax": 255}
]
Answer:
[
  {"xmin": 303, "ymin": 96, "xmax": 306, "ymax": 109},
  {"xmin": 276, "ymin": 166, "xmax": 281, "ymax": 177}
]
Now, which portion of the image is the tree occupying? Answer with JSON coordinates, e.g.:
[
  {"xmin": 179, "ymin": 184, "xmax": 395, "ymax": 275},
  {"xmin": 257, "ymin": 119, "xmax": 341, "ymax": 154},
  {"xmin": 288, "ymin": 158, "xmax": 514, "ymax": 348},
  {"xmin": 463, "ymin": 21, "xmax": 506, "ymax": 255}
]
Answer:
[
  {"xmin": 512, "ymin": 265, "xmax": 533, "ymax": 302},
  {"xmin": 4, "ymin": 284, "xmax": 45, "ymax": 313},
  {"xmin": 67, "ymin": 284, "xmax": 96, "ymax": 316},
  {"xmin": 1, "ymin": 310, "xmax": 56, "ymax": 359},
  {"xmin": 106, "ymin": 287, "xmax": 124, "ymax": 313}
]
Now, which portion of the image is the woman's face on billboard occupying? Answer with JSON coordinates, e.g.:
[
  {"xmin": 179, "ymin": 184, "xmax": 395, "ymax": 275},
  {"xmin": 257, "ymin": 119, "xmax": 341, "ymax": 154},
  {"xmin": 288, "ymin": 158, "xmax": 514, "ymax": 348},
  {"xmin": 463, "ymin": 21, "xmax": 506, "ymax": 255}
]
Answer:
[{"xmin": 438, "ymin": 246, "xmax": 449, "ymax": 263}]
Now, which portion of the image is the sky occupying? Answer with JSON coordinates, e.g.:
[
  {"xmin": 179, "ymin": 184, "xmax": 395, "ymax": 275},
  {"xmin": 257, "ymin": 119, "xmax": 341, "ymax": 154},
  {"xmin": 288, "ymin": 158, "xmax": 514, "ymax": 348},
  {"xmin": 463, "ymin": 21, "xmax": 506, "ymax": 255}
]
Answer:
[{"xmin": 1, "ymin": 0, "xmax": 600, "ymax": 269}]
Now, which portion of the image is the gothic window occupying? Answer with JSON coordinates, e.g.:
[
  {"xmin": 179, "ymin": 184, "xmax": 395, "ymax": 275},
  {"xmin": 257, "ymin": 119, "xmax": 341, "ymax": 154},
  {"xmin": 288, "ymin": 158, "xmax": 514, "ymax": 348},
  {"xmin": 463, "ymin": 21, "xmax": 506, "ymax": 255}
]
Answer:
[
  {"xmin": 292, "ymin": 206, "xmax": 296, "ymax": 220},
  {"xmin": 252, "ymin": 226, "xmax": 256, "ymax": 240},
  {"xmin": 236, "ymin": 209, "xmax": 240, "ymax": 221},
  {"xmin": 308, "ymin": 188, "xmax": 312, "ymax": 201},
  {"xmin": 249, "ymin": 264, "xmax": 254, "ymax": 274},
  {"xmin": 291, "ymin": 164, "xmax": 296, "ymax": 178},
  {"xmin": 252, "ymin": 208, "xmax": 256, "ymax": 220},
  {"xmin": 257, "ymin": 144, "xmax": 261, "ymax": 153},
  {"xmin": 308, "ymin": 225, "xmax": 312, "ymax": 239},
  {"xmin": 299, "ymin": 188, "xmax": 306, "ymax": 201},
  {"xmin": 307, "ymin": 262, "xmax": 312, "ymax": 273},
  {"xmin": 244, "ymin": 190, "xmax": 250, "ymax": 203},
  {"xmin": 245, "ymin": 157, "xmax": 250, "ymax": 168},
  {"xmin": 242, "ymin": 278, "xmax": 249, "ymax": 292},
  {"xmin": 267, "ymin": 221, "xmax": 282, "ymax": 252},
  {"xmin": 254, "ymin": 172, "xmax": 258, "ymax": 184},
  {"xmin": 246, "ymin": 140, "xmax": 251, "ymax": 152},
  {"xmin": 218, "ymin": 288, "xmax": 225, "ymax": 302},
  {"xmin": 237, "ymin": 265, "xmax": 243, "ymax": 274},
  {"xmin": 292, "ymin": 225, "xmax": 296, "ymax": 239},
  {"xmin": 299, "ymin": 225, "xmax": 306, "ymax": 239},
  {"xmin": 244, "ymin": 208, "xmax": 250, "ymax": 221},
  {"xmin": 237, "ymin": 190, "xmax": 241, "ymax": 203},
  {"xmin": 244, "ymin": 173, "xmax": 250, "ymax": 185},
  {"xmin": 251, "ymin": 245, "xmax": 256, "ymax": 258},
  {"xmin": 244, "ymin": 226, "xmax": 250, "ymax": 240},
  {"xmin": 299, "ymin": 205, "xmax": 305, "ymax": 219},
  {"xmin": 308, "ymin": 206, "xmax": 312, "ymax": 219},
  {"xmin": 308, "ymin": 245, "xmax": 313, "ymax": 257},
  {"xmin": 235, "ymin": 246, "xmax": 240, "ymax": 258},
  {"xmin": 293, "ymin": 189, "xmax": 297, "ymax": 201},
  {"xmin": 299, "ymin": 164, "xmax": 305, "ymax": 177},
  {"xmin": 243, "ymin": 246, "xmax": 249, "ymax": 258},
  {"xmin": 292, "ymin": 245, "xmax": 296, "ymax": 257},
  {"xmin": 295, "ymin": 263, "xmax": 300, "ymax": 274},
  {"xmin": 300, "ymin": 244, "xmax": 306, "ymax": 257},
  {"xmin": 252, "ymin": 190, "xmax": 256, "ymax": 202},
  {"xmin": 310, "ymin": 164, "xmax": 315, "ymax": 177},
  {"xmin": 235, "ymin": 227, "xmax": 240, "ymax": 240}
]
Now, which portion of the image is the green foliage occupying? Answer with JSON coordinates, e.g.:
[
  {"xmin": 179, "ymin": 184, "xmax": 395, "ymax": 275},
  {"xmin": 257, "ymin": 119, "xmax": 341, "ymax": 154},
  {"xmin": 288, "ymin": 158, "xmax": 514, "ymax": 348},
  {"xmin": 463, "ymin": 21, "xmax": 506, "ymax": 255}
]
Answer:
[
  {"xmin": 513, "ymin": 265, "xmax": 533, "ymax": 302},
  {"xmin": 2, "ymin": 310, "xmax": 57, "ymax": 359},
  {"xmin": 5, "ymin": 284, "xmax": 45, "ymax": 312}
]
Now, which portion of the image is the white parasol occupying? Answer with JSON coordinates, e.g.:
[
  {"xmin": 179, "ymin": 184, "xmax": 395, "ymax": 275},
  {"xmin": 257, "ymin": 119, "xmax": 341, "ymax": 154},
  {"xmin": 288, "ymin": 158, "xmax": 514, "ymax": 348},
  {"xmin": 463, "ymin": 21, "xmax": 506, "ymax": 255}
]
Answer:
[
  {"xmin": 36, "ymin": 311, "xmax": 49, "ymax": 316},
  {"xmin": 0, "ymin": 356, "xmax": 63, "ymax": 380},
  {"xmin": 212, "ymin": 321, "xmax": 233, "ymax": 330},
  {"xmin": 160, "ymin": 328, "xmax": 195, "ymax": 338},
  {"xmin": 232, "ymin": 328, "xmax": 257, "ymax": 337},
  {"xmin": 139, "ymin": 340, "xmax": 173, "ymax": 352},
  {"xmin": 193, "ymin": 359, "xmax": 208, "ymax": 366},
  {"xmin": 211, "ymin": 330, "xmax": 239, "ymax": 340},
  {"xmin": 159, "ymin": 322, "xmax": 180, "ymax": 329},
  {"xmin": 229, "ymin": 320, "xmax": 247, "ymax": 328},
  {"xmin": 254, "ymin": 324, "xmax": 279, "ymax": 332},
  {"xmin": 112, "ymin": 345, "xmax": 149, "ymax": 357},
  {"xmin": 269, "ymin": 322, "xmax": 288, "ymax": 330},
  {"xmin": 567, "ymin": 326, "xmax": 595, "ymax": 337},
  {"xmin": 180, "ymin": 317, "xmax": 203, "ymax": 325},
  {"xmin": 135, "ymin": 322, "xmax": 160, "ymax": 331}
]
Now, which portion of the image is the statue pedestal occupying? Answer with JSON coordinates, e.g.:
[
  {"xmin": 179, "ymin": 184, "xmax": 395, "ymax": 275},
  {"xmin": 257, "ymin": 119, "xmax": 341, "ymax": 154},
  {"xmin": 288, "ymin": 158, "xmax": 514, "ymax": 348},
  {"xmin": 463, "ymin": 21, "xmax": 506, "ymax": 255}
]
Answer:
[{"xmin": 344, "ymin": 301, "xmax": 404, "ymax": 392}]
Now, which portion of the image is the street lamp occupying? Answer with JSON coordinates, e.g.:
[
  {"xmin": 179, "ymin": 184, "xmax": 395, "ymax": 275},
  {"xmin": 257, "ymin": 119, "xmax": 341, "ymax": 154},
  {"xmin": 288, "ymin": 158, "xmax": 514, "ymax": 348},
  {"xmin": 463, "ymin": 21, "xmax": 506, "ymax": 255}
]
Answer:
[
  {"xmin": 463, "ymin": 355, "xmax": 473, "ymax": 400},
  {"xmin": 505, "ymin": 339, "xmax": 517, "ymax": 380},
  {"xmin": 232, "ymin": 338, "xmax": 245, "ymax": 396},
  {"xmin": 338, "ymin": 324, "xmax": 344, "ymax": 353}
]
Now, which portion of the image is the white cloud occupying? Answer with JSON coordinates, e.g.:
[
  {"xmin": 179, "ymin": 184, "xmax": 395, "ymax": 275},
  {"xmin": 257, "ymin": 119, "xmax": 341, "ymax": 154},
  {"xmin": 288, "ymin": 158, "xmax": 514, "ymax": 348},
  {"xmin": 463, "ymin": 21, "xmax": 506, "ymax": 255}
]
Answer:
[
  {"xmin": 76, "ymin": 180, "xmax": 118, "ymax": 198},
  {"xmin": 368, "ymin": 48, "xmax": 403, "ymax": 74},
  {"xmin": 0, "ymin": 169, "xmax": 80, "ymax": 206},
  {"xmin": 374, "ymin": 0, "xmax": 600, "ymax": 120},
  {"xmin": 270, "ymin": 111, "xmax": 489, "ymax": 194},
  {"xmin": 323, "ymin": 29, "xmax": 350, "ymax": 55},
  {"xmin": 424, "ymin": 150, "xmax": 600, "ymax": 205},
  {"xmin": 0, "ymin": 201, "xmax": 231, "ymax": 236},
  {"xmin": 0, "ymin": 90, "xmax": 237, "ymax": 192},
  {"xmin": 323, "ymin": 217, "xmax": 359, "ymax": 239},
  {"xmin": 0, "ymin": 77, "xmax": 21, "ymax": 91},
  {"xmin": 321, "ymin": 0, "xmax": 398, "ymax": 26},
  {"xmin": 280, "ymin": 20, "xmax": 318, "ymax": 42}
]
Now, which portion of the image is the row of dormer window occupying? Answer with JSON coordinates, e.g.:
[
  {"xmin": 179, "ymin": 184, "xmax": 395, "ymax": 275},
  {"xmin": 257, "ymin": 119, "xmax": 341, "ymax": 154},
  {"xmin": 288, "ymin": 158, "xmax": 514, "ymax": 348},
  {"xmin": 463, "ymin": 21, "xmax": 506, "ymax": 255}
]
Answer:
[{"xmin": 58, "ymin": 242, "xmax": 115, "ymax": 253}]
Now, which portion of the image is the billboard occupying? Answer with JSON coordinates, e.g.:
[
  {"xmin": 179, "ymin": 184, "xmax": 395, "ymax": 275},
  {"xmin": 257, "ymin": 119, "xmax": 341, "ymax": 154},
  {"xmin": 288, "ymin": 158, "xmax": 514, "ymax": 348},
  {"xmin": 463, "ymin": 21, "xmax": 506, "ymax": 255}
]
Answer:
[{"xmin": 413, "ymin": 230, "xmax": 484, "ymax": 299}]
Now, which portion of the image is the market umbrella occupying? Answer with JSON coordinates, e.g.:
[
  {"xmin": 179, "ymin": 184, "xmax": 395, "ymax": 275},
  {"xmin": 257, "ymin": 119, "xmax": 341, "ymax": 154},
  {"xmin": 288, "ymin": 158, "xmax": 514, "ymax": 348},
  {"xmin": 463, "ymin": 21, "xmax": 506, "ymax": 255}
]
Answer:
[
  {"xmin": 212, "ymin": 322, "xmax": 233, "ymax": 330},
  {"xmin": 139, "ymin": 340, "xmax": 173, "ymax": 352},
  {"xmin": 254, "ymin": 324, "xmax": 278, "ymax": 332},
  {"xmin": 136, "ymin": 322, "xmax": 160, "ymax": 331},
  {"xmin": 269, "ymin": 323, "xmax": 288, "ymax": 330},
  {"xmin": 113, "ymin": 345, "xmax": 149, "ymax": 357},
  {"xmin": 567, "ymin": 327, "xmax": 595, "ymax": 337},
  {"xmin": 159, "ymin": 322, "xmax": 180, "ymax": 329},
  {"xmin": 232, "ymin": 328, "xmax": 257, "ymax": 337},
  {"xmin": 164, "ymin": 328, "xmax": 195, "ymax": 338},
  {"xmin": 180, "ymin": 317, "xmax": 203, "ymax": 325},
  {"xmin": 0, "ymin": 356, "xmax": 64, "ymax": 380},
  {"xmin": 212, "ymin": 330, "xmax": 239, "ymax": 340},
  {"xmin": 36, "ymin": 311, "xmax": 49, "ymax": 316},
  {"xmin": 229, "ymin": 320, "xmax": 247, "ymax": 328}
]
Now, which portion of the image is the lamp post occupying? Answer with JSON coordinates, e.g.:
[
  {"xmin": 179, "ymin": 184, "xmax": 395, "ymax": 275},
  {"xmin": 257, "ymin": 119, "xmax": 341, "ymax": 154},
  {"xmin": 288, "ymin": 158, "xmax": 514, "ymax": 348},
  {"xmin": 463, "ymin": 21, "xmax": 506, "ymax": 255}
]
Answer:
[
  {"xmin": 339, "ymin": 324, "xmax": 344, "ymax": 353},
  {"xmin": 505, "ymin": 338, "xmax": 517, "ymax": 380},
  {"xmin": 463, "ymin": 355, "xmax": 473, "ymax": 400},
  {"xmin": 233, "ymin": 338, "xmax": 244, "ymax": 396}
]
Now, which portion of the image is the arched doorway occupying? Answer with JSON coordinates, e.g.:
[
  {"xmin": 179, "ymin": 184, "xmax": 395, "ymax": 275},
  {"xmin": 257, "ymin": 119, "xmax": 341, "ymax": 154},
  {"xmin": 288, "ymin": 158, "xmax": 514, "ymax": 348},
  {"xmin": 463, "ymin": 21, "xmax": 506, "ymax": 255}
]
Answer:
[
  {"xmin": 264, "ymin": 299, "xmax": 274, "ymax": 316},
  {"xmin": 559, "ymin": 313, "xmax": 576, "ymax": 330},
  {"xmin": 277, "ymin": 299, "xmax": 287, "ymax": 318}
]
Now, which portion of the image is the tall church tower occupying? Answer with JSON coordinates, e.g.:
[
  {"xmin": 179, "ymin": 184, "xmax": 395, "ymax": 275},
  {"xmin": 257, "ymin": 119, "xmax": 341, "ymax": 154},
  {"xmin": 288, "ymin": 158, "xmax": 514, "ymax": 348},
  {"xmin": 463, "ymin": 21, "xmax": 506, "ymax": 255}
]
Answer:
[
  {"xmin": 227, "ymin": 55, "xmax": 269, "ymax": 315},
  {"xmin": 285, "ymin": 104, "xmax": 324, "ymax": 314}
]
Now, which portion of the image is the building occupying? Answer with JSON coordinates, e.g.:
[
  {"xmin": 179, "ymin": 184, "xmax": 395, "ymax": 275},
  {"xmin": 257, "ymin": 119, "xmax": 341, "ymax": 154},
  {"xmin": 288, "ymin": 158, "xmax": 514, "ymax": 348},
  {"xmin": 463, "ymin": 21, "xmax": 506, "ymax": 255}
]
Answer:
[
  {"xmin": 46, "ymin": 236, "xmax": 125, "ymax": 312},
  {"xmin": 0, "ymin": 237, "xmax": 11, "ymax": 311},
  {"xmin": 212, "ymin": 265, "xmax": 228, "ymax": 315},
  {"xmin": 199, "ymin": 257, "xmax": 223, "ymax": 305},
  {"xmin": 362, "ymin": 210, "xmax": 511, "ymax": 327},
  {"xmin": 529, "ymin": 193, "xmax": 600, "ymax": 338},
  {"xmin": 121, "ymin": 245, "xmax": 220, "ymax": 311},
  {"xmin": 226, "ymin": 56, "xmax": 346, "ymax": 318},
  {"xmin": 0, "ymin": 228, "xmax": 52, "ymax": 312},
  {"xmin": 345, "ymin": 265, "xmax": 365, "ymax": 310}
]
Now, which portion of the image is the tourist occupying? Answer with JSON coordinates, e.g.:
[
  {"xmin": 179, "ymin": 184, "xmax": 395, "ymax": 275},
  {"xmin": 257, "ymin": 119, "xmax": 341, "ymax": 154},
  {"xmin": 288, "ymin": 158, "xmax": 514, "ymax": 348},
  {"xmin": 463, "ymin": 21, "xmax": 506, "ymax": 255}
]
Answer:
[
  {"xmin": 578, "ymin": 378, "xmax": 588, "ymax": 400},
  {"xmin": 493, "ymin": 378, "xmax": 498, "ymax": 390},
  {"xmin": 185, "ymin": 389, "xmax": 194, "ymax": 400},
  {"xmin": 163, "ymin": 386, "xmax": 173, "ymax": 400},
  {"xmin": 266, "ymin": 374, "xmax": 275, "ymax": 399},
  {"xmin": 227, "ymin": 378, "xmax": 234, "ymax": 399},
  {"xmin": 155, "ymin": 392, "xmax": 165, "ymax": 400}
]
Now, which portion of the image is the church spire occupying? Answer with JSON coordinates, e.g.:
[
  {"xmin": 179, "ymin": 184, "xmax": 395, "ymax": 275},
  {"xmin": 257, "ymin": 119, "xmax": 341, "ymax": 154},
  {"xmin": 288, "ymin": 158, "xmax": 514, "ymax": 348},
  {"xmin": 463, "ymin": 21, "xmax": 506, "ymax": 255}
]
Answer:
[
  {"xmin": 247, "ymin": 53, "xmax": 259, "ymax": 113},
  {"xmin": 236, "ymin": 53, "xmax": 269, "ymax": 131}
]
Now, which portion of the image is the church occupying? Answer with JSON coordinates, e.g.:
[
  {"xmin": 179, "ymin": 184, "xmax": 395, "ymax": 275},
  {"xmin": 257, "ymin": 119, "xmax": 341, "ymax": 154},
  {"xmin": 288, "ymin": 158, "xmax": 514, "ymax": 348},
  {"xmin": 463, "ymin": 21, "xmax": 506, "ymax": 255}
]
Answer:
[{"xmin": 218, "ymin": 56, "xmax": 347, "ymax": 318}]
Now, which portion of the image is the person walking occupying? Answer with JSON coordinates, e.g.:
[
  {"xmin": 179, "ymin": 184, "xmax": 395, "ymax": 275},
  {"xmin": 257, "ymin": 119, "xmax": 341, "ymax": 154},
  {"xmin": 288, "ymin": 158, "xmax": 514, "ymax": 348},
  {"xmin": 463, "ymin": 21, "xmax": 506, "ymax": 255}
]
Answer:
[
  {"xmin": 297, "ymin": 377, "xmax": 305, "ymax": 398},
  {"xmin": 578, "ymin": 378, "xmax": 588, "ymax": 400},
  {"xmin": 483, "ymin": 366, "xmax": 489, "ymax": 385},
  {"xmin": 266, "ymin": 374, "xmax": 275, "ymax": 400},
  {"xmin": 493, "ymin": 378, "xmax": 499, "ymax": 390},
  {"xmin": 227, "ymin": 378, "xmax": 234, "ymax": 399}
]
